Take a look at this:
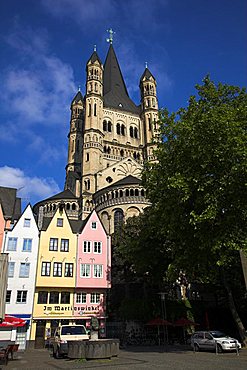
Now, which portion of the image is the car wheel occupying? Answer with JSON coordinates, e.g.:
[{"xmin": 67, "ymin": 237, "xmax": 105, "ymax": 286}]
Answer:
[
  {"xmin": 194, "ymin": 343, "xmax": 200, "ymax": 352},
  {"xmin": 216, "ymin": 344, "xmax": 223, "ymax": 353}
]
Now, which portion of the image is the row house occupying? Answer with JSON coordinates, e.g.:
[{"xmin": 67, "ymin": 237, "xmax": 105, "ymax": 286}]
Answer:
[
  {"xmin": 30, "ymin": 205, "xmax": 111, "ymax": 348},
  {"xmin": 2, "ymin": 204, "xmax": 39, "ymax": 350}
]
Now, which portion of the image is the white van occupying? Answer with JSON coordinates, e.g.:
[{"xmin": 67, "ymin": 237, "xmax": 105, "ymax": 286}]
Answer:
[{"xmin": 52, "ymin": 325, "xmax": 89, "ymax": 358}]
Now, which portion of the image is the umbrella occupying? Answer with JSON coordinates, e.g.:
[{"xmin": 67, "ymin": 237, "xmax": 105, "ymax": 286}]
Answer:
[
  {"xmin": 146, "ymin": 318, "xmax": 172, "ymax": 345},
  {"xmin": 174, "ymin": 317, "xmax": 199, "ymax": 327},
  {"xmin": 146, "ymin": 318, "xmax": 172, "ymax": 326},
  {"xmin": 0, "ymin": 315, "xmax": 26, "ymax": 327}
]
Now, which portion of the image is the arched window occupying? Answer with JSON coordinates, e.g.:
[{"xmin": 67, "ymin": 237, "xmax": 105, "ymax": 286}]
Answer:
[
  {"xmin": 103, "ymin": 120, "xmax": 107, "ymax": 131},
  {"xmin": 86, "ymin": 153, "xmax": 89, "ymax": 161},
  {"xmin": 141, "ymin": 189, "xmax": 145, "ymax": 197},
  {"xmin": 72, "ymin": 203, "xmax": 76, "ymax": 210},
  {"xmin": 114, "ymin": 209, "xmax": 124, "ymax": 230},
  {"xmin": 133, "ymin": 152, "xmax": 137, "ymax": 159},
  {"xmin": 94, "ymin": 103, "xmax": 97, "ymax": 116},
  {"xmin": 108, "ymin": 121, "xmax": 112, "ymax": 132},
  {"xmin": 130, "ymin": 126, "xmax": 133, "ymax": 138},
  {"xmin": 117, "ymin": 123, "xmax": 120, "ymax": 135},
  {"xmin": 134, "ymin": 127, "xmax": 138, "ymax": 139},
  {"xmin": 130, "ymin": 189, "xmax": 134, "ymax": 196},
  {"xmin": 119, "ymin": 190, "xmax": 123, "ymax": 197},
  {"xmin": 126, "ymin": 189, "xmax": 129, "ymax": 197},
  {"xmin": 121, "ymin": 124, "xmax": 125, "ymax": 136},
  {"xmin": 120, "ymin": 149, "xmax": 124, "ymax": 157},
  {"xmin": 148, "ymin": 117, "xmax": 151, "ymax": 130},
  {"xmin": 66, "ymin": 203, "xmax": 70, "ymax": 210},
  {"xmin": 115, "ymin": 191, "xmax": 118, "ymax": 198},
  {"xmin": 135, "ymin": 189, "xmax": 139, "ymax": 196},
  {"xmin": 88, "ymin": 103, "xmax": 91, "ymax": 117},
  {"xmin": 104, "ymin": 146, "xmax": 107, "ymax": 153}
]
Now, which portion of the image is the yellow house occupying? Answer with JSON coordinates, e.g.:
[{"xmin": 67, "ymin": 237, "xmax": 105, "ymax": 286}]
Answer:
[{"xmin": 31, "ymin": 204, "xmax": 81, "ymax": 348}]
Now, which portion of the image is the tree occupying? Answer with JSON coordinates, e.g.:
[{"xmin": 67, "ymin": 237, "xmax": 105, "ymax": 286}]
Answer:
[{"xmin": 143, "ymin": 77, "xmax": 247, "ymax": 343}]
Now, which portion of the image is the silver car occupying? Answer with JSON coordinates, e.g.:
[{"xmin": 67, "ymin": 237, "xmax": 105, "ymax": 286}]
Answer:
[{"xmin": 191, "ymin": 331, "xmax": 241, "ymax": 352}]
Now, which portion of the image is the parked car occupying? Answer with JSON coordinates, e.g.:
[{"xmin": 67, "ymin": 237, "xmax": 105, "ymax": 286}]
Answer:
[
  {"xmin": 52, "ymin": 325, "xmax": 89, "ymax": 358},
  {"xmin": 191, "ymin": 331, "xmax": 241, "ymax": 353}
]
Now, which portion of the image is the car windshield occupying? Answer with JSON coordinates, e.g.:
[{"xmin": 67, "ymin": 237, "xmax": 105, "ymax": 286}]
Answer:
[
  {"xmin": 209, "ymin": 331, "xmax": 227, "ymax": 338},
  {"xmin": 61, "ymin": 326, "xmax": 86, "ymax": 335}
]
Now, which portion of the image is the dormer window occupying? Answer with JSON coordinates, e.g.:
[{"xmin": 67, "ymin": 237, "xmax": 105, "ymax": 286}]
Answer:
[{"xmin": 91, "ymin": 221, "xmax": 97, "ymax": 229}]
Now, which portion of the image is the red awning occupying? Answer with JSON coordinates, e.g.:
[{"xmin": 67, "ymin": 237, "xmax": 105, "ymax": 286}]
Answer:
[{"xmin": 0, "ymin": 315, "xmax": 26, "ymax": 327}]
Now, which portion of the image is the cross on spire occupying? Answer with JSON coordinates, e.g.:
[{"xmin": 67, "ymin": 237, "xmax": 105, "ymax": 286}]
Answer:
[
  {"xmin": 106, "ymin": 28, "xmax": 115, "ymax": 44},
  {"xmin": 94, "ymin": 45, "xmax": 97, "ymax": 52},
  {"xmin": 145, "ymin": 62, "xmax": 148, "ymax": 69}
]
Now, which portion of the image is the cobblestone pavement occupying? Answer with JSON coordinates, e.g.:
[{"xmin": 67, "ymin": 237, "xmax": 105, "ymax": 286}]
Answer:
[{"xmin": 1, "ymin": 345, "xmax": 247, "ymax": 370}]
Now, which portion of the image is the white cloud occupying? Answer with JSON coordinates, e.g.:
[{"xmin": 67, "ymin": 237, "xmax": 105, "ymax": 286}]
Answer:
[
  {"xmin": 0, "ymin": 166, "xmax": 61, "ymax": 204},
  {"xmin": 2, "ymin": 26, "xmax": 76, "ymax": 127}
]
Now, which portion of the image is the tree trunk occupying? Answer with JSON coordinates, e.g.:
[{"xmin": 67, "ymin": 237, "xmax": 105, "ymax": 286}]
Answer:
[{"xmin": 224, "ymin": 279, "xmax": 247, "ymax": 346}]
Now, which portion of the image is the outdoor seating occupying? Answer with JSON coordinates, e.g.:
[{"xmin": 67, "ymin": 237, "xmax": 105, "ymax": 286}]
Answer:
[{"xmin": 0, "ymin": 344, "xmax": 19, "ymax": 364}]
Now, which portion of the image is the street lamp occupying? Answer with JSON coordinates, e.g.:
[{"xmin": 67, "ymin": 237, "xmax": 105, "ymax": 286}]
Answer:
[{"xmin": 159, "ymin": 292, "xmax": 168, "ymax": 345}]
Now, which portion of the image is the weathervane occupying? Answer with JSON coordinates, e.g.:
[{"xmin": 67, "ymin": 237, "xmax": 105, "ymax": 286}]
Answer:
[{"xmin": 106, "ymin": 28, "xmax": 115, "ymax": 44}]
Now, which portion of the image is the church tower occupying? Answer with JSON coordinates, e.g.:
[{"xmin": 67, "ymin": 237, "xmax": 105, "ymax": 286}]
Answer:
[
  {"xmin": 63, "ymin": 31, "xmax": 159, "ymax": 232},
  {"xmin": 140, "ymin": 66, "xmax": 159, "ymax": 162},
  {"xmin": 65, "ymin": 90, "xmax": 84, "ymax": 197}
]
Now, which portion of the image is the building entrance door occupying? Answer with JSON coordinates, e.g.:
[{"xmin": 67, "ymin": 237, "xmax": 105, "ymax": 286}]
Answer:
[{"xmin": 35, "ymin": 320, "xmax": 46, "ymax": 349}]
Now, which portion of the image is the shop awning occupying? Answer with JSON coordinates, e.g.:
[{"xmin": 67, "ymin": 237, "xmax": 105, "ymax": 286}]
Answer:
[{"xmin": 0, "ymin": 315, "xmax": 26, "ymax": 327}]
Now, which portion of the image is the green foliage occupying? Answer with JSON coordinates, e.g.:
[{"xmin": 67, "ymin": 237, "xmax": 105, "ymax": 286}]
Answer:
[
  {"xmin": 143, "ymin": 77, "xmax": 247, "ymax": 282},
  {"xmin": 112, "ymin": 208, "xmax": 172, "ymax": 285}
]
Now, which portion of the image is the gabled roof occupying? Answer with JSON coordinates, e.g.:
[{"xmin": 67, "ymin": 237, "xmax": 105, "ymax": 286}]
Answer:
[
  {"xmin": 71, "ymin": 90, "xmax": 83, "ymax": 104},
  {"xmin": 0, "ymin": 186, "xmax": 21, "ymax": 220},
  {"xmin": 103, "ymin": 44, "xmax": 140, "ymax": 114},
  {"xmin": 87, "ymin": 50, "xmax": 102, "ymax": 65},
  {"xmin": 140, "ymin": 67, "xmax": 155, "ymax": 82}
]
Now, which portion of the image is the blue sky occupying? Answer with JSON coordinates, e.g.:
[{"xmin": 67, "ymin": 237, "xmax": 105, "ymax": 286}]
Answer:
[{"xmin": 0, "ymin": 0, "xmax": 246, "ymax": 208}]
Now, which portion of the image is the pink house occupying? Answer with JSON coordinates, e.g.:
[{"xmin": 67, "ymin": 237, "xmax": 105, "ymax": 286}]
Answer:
[{"xmin": 75, "ymin": 210, "xmax": 111, "ymax": 335}]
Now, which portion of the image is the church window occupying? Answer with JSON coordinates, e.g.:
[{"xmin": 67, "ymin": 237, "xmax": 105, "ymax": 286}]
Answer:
[
  {"xmin": 103, "ymin": 120, "xmax": 107, "ymax": 131},
  {"xmin": 121, "ymin": 124, "xmax": 125, "ymax": 136},
  {"xmin": 130, "ymin": 189, "xmax": 134, "ymax": 196},
  {"xmin": 148, "ymin": 117, "xmax": 151, "ymax": 130},
  {"xmin": 135, "ymin": 189, "xmax": 139, "ymax": 196},
  {"xmin": 111, "ymin": 191, "xmax": 114, "ymax": 199},
  {"xmin": 72, "ymin": 203, "xmax": 76, "ymax": 210},
  {"xmin": 114, "ymin": 209, "xmax": 124, "ymax": 230},
  {"xmin": 88, "ymin": 103, "xmax": 91, "ymax": 116},
  {"xmin": 86, "ymin": 153, "xmax": 89, "ymax": 161},
  {"xmin": 134, "ymin": 127, "xmax": 138, "ymax": 138},
  {"xmin": 141, "ymin": 189, "xmax": 145, "ymax": 197},
  {"xmin": 116, "ymin": 123, "xmax": 120, "ymax": 135},
  {"xmin": 94, "ymin": 103, "xmax": 97, "ymax": 116},
  {"xmin": 120, "ymin": 149, "xmax": 124, "ymax": 157},
  {"xmin": 108, "ymin": 121, "xmax": 112, "ymax": 132},
  {"xmin": 119, "ymin": 190, "xmax": 123, "ymax": 197},
  {"xmin": 66, "ymin": 203, "xmax": 70, "ymax": 210},
  {"xmin": 126, "ymin": 189, "xmax": 129, "ymax": 197},
  {"xmin": 115, "ymin": 191, "xmax": 118, "ymax": 198},
  {"xmin": 106, "ymin": 176, "xmax": 113, "ymax": 183},
  {"xmin": 130, "ymin": 126, "xmax": 133, "ymax": 138}
]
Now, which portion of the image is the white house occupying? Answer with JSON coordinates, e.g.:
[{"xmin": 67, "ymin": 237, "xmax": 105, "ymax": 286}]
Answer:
[{"xmin": 2, "ymin": 204, "xmax": 39, "ymax": 349}]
